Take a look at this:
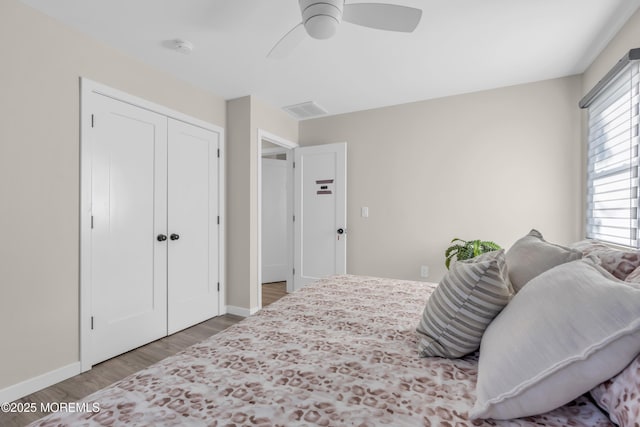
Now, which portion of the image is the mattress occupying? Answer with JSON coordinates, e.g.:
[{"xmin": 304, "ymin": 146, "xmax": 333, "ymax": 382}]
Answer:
[{"xmin": 30, "ymin": 275, "xmax": 612, "ymax": 426}]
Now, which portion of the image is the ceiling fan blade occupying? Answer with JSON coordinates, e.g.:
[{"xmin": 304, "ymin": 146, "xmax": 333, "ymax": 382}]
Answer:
[
  {"xmin": 343, "ymin": 3, "xmax": 422, "ymax": 32},
  {"xmin": 267, "ymin": 23, "xmax": 307, "ymax": 59}
]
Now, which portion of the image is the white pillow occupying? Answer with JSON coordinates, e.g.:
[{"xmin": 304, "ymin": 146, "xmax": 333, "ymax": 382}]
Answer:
[{"xmin": 470, "ymin": 257, "xmax": 640, "ymax": 420}]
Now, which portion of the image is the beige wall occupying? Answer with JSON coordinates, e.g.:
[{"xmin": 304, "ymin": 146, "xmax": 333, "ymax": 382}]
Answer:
[
  {"xmin": 300, "ymin": 77, "xmax": 583, "ymax": 282},
  {"xmin": 226, "ymin": 97, "xmax": 253, "ymax": 309},
  {"xmin": 226, "ymin": 96, "xmax": 298, "ymax": 311},
  {"xmin": 0, "ymin": 0, "xmax": 225, "ymax": 390},
  {"xmin": 252, "ymin": 96, "xmax": 299, "ymax": 145}
]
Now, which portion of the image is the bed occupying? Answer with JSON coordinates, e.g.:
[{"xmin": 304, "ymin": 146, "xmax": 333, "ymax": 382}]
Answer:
[{"xmin": 30, "ymin": 273, "xmax": 617, "ymax": 426}]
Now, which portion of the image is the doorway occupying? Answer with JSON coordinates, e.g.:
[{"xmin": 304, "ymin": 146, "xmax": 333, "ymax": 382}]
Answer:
[{"xmin": 257, "ymin": 130, "xmax": 297, "ymax": 309}]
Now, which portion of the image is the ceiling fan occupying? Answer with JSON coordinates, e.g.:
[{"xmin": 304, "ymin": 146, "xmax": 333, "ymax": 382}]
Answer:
[{"xmin": 268, "ymin": 0, "xmax": 423, "ymax": 59}]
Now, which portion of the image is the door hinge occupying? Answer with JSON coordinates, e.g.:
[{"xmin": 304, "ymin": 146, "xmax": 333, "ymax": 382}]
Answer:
[
  {"xmin": 293, "ymin": 268, "xmax": 295, "ymax": 275},
  {"xmin": 217, "ymin": 148, "xmax": 220, "ymax": 158},
  {"xmin": 91, "ymin": 114, "xmax": 94, "ymax": 128},
  {"xmin": 91, "ymin": 215, "xmax": 94, "ymax": 229},
  {"xmin": 293, "ymin": 215, "xmax": 295, "ymax": 222},
  {"xmin": 217, "ymin": 216, "xmax": 220, "ymax": 225},
  {"xmin": 91, "ymin": 316, "xmax": 94, "ymax": 330},
  {"xmin": 217, "ymin": 282, "xmax": 220, "ymax": 292},
  {"xmin": 293, "ymin": 161, "xmax": 295, "ymax": 168}
]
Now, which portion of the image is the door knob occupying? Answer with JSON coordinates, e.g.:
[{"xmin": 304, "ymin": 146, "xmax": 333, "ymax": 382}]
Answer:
[
  {"xmin": 170, "ymin": 233, "xmax": 180, "ymax": 241},
  {"xmin": 157, "ymin": 234, "xmax": 167, "ymax": 242}
]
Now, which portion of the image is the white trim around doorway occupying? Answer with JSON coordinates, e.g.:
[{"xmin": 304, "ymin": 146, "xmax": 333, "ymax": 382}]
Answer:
[{"xmin": 257, "ymin": 129, "xmax": 298, "ymax": 310}]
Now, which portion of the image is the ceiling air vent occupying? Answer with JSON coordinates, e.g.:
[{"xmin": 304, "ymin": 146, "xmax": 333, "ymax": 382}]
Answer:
[{"xmin": 283, "ymin": 101, "xmax": 328, "ymax": 120}]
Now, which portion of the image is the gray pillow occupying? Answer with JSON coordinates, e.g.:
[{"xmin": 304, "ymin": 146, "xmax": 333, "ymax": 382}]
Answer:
[
  {"xmin": 470, "ymin": 257, "xmax": 640, "ymax": 420},
  {"xmin": 506, "ymin": 229, "xmax": 581, "ymax": 292},
  {"xmin": 416, "ymin": 249, "xmax": 512, "ymax": 358}
]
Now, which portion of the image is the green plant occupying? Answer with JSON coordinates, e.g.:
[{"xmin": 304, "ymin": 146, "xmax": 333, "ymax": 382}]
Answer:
[{"xmin": 445, "ymin": 238, "xmax": 501, "ymax": 269}]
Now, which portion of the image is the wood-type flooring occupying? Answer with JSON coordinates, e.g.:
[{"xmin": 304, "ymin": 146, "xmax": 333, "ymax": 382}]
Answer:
[{"xmin": 2, "ymin": 282, "xmax": 287, "ymax": 426}]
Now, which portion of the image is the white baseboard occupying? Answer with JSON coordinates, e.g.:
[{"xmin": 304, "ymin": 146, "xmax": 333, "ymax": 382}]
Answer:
[
  {"xmin": 225, "ymin": 305, "xmax": 250, "ymax": 317},
  {"xmin": 225, "ymin": 305, "xmax": 260, "ymax": 317},
  {"xmin": 0, "ymin": 362, "xmax": 81, "ymax": 404}
]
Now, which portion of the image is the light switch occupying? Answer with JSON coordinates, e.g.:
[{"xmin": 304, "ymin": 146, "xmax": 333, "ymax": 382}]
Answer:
[
  {"xmin": 421, "ymin": 265, "xmax": 429, "ymax": 278},
  {"xmin": 361, "ymin": 207, "xmax": 369, "ymax": 218}
]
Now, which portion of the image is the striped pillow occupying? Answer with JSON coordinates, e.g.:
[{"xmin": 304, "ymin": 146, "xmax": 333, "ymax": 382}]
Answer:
[{"xmin": 416, "ymin": 249, "xmax": 512, "ymax": 358}]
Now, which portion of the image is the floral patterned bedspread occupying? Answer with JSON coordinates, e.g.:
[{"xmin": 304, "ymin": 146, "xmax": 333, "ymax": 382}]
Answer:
[{"xmin": 31, "ymin": 275, "xmax": 612, "ymax": 426}]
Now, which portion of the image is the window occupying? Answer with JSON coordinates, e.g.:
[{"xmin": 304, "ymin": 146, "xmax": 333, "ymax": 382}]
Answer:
[{"xmin": 582, "ymin": 50, "xmax": 640, "ymax": 247}]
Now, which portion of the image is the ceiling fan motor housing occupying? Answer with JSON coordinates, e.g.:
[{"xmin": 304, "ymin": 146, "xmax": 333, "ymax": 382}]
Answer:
[{"xmin": 299, "ymin": 0, "xmax": 344, "ymax": 39}]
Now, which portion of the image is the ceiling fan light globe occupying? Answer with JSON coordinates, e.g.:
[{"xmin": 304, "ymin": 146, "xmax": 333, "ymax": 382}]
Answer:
[
  {"xmin": 305, "ymin": 15, "xmax": 339, "ymax": 39},
  {"xmin": 299, "ymin": 0, "xmax": 344, "ymax": 39}
]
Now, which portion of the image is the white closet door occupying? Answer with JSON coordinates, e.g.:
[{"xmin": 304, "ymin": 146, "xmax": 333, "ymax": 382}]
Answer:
[
  {"xmin": 90, "ymin": 94, "xmax": 168, "ymax": 365},
  {"xmin": 167, "ymin": 119, "xmax": 219, "ymax": 334}
]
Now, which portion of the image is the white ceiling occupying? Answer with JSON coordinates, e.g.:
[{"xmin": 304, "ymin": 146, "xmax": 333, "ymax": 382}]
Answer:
[{"xmin": 20, "ymin": 0, "xmax": 640, "ymax": 118}]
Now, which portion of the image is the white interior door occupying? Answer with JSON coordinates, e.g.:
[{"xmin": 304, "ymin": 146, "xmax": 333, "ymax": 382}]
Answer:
[
  {"xmin": 90, "ymin": 94, "xmax": 168, "ymax": 365},
  {"xmin": 262, "ymin": 158, "xmax": 288, "ymax": 283},
  {"xmin": 294, "ymin": 142, "xmax": 347, "ymax": 289},
  {"xmin": 167, "ymin": 119, "xmax": 219, "ymax": 334}
]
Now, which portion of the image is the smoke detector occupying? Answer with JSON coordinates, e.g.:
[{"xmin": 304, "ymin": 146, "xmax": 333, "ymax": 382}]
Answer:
[{"xmin": 169, "ymin": 39, "xmax": 194, "ymax": 54}]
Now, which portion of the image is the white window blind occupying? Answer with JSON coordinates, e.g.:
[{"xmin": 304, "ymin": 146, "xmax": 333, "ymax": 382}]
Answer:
[{"xmin": 586, "ymin": 61, "xmax": 640, "ymax": 247}]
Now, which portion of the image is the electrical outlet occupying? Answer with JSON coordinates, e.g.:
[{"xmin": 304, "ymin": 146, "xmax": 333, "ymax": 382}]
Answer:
[{"xmin": 420, "ymin": 265, "xmax": 429, "ymax": 278}]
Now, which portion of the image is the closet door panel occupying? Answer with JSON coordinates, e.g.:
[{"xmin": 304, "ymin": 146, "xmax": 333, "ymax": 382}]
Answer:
[
  {"xmin": 167, "ymin": 119, "xmax": 219, "ymax": 334},
  {"xmin": 90, "ymin": 95, "xmax": 168, "ymax": 364}
]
